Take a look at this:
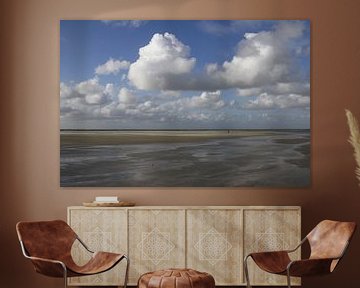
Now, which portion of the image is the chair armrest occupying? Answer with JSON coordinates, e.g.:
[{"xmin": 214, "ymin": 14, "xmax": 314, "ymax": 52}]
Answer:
[
  {"xmin": 26, "ymin": 255, "xmax": 65, "ymax": 265},
  {"xmin": 287, "ymin": 258, "xmax": 336, "ymax": 277},
  {"xmin": 19, "ymin": 240, "xmax": 67, "ymax": 277},
  {"xmin": 247, "ymin": 250, "xmax": 291, "ymax": 261},
  {"xmin": 25, "ymin": 255, "xmax": 67, "ymax": 278},
  {"xmin": 245, "ymin": 237, "xmax": 306, "ymax": 259},
  {"xmin": 286, "ymin": 237, "xmax": 307, "ymax": 253},
  {"xmin": 245, "ymin": 237, "xmax": 306, "ymax": 260},
  {"xmin": 76, "ymin": 236, "xmax": 94, "ymax": 253}
]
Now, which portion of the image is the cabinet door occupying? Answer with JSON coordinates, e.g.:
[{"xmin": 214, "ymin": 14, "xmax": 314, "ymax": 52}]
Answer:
[
  {"xmin": 244, "ymin": 209, "xmax": 301, "ymax": 286},
  {"xmin": 68, "ymin": 208, "xmax": 127, "ymax": 286},
  {"xmin": 187, "ymin": 209, "xmax": 243, "ymax": 285},
  {"xmin": 128, "ymin": 209, "xmax": 186, "ymax": 284}
]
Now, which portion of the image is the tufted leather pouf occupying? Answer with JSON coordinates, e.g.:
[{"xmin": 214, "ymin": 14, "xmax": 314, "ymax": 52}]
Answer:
[{"xmin": 138, "ymin": 268, "xmax": 215, "ymax": 288}]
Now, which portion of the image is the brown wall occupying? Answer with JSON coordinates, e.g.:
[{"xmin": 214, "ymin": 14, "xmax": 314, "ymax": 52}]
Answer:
[{"xmin": 1, "ymin": 0, "xmax": 360, "ymax": 287}]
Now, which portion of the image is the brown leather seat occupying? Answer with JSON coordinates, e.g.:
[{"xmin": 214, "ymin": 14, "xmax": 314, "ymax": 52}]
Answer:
[
  {"xmin": 244, "ymin": 220, "xmax": 356, "ymax": 288},
  {"xmin": 16, "ymin": 220, "xmax": 129, "ymax": 288},
  {"xmin": 138, "ymin": 268, "xmax": 215, "ymax": 288}
]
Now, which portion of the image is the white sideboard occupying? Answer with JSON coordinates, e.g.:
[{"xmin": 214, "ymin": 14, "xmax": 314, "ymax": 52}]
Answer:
[{"xmin": 67, "ymin": 206, "xmax": 301, "ymax": 286}]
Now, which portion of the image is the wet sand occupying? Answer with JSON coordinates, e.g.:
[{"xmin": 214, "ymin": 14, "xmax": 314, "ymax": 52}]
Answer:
[{"xmin": 60, "ymin": 129, "xmax": 310, "ymax": 187}]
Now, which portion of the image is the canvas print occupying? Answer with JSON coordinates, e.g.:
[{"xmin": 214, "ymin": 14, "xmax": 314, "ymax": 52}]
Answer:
[{"xmin": 60, "ymin": 20, "xmax": 310, "ymax": 187}]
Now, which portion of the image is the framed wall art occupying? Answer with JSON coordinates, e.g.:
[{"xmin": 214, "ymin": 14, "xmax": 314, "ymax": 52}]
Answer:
[{"xmin": 60, "ymin": 20, "xmax": 310, "ymax": 187}]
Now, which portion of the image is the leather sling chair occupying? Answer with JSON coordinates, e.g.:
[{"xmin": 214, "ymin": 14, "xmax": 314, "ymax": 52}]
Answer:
[
  {"xmin": 244, "ymin": 220, "xmax": 356, "ymax": 288},
  {"xmin": 16, "ymin": 220, "xmax": 129, "ymax": 288}
]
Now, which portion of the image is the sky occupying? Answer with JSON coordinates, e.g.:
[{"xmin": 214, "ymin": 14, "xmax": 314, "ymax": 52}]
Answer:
[{"xmin": 60, "ymin": 20, "xmax": 310, "ymax": 130}]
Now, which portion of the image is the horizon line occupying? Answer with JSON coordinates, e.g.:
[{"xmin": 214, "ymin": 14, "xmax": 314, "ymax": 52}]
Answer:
[{"xmin": 60, "ymin": 128, "xmax": 310, "ymax": 131}]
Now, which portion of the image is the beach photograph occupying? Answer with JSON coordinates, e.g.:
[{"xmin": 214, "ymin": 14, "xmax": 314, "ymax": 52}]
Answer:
[{"xmin": 60, "ymin": 20, "xmax": 310, "ymax": 187}]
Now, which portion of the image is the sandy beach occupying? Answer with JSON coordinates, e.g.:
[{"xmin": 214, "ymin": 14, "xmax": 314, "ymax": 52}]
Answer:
[{"xmin": 61, "ymin": 130, "xmax": 278, "ymax": 146}]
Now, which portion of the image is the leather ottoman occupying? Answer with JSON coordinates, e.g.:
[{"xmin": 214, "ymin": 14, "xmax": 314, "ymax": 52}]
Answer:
[{"xmin": 138, "ymin": 268, "xmax": 215, "ymax": 288}]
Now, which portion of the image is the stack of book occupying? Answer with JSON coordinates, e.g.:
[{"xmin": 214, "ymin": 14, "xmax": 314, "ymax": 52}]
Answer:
[{"xmin": 93, "ymin": 196, "xmax": 119, "ymax": 204}]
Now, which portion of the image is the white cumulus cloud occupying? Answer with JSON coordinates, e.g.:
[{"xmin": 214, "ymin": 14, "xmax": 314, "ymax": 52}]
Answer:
[
  {"xmin": 245, "ymin": 93, "xmax": 310, "ymax": 109},
  {"xmin": 60, "ymin": 82, "xmax": 74, "ymax": 98},
  {"xmin": 127, "ymin": 22, "xmax": 307, "ymax": 92},
  {"xmin": 128, "ymin": 33, "xmax": 196, "ymax": 90},
  {"xmin": 208, "ymin": 21, "xmax": 306, "ymax": 89},
  {"xmin": 184, "ymin": 90, "xmax": 225, "ymax": 109},
  {"xmin": 94, "ymin": 89, "xmax": 228, "ymax": 125},
  {"xmin": 117, "ymin": 87, "xmax": 137, "ymax": 110},
  {"xmin": 237, "ymin": 82, "xmax": 309, "ymax": 97},
  {"xmin": 75, "ymin": 77, "xmax": 112, "ymax": 104},
  {"xmin": 60, "ymin": 78, "xmax": 116, "ymax": 120},
  {"xmin": 95, "ymin": 58, "xmax": 130, "ymax": 75},
  {"xmin": 237, "ymin": 87, "xmax": 263, "ymax": 97}
]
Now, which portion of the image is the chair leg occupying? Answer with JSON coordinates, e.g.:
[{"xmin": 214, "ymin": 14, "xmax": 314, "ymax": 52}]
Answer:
[
  {"xmin": 123, "ymin": 255, "xmax": 130, "ymax": 288},
  {"xmin": 244, "ymin": 255, "xmax": 252, "ymax": 288},
  {"xmin": 286, "ymin": 269, "xmax": 291, "ymax": 288},
  {"xmin": 62, "ymin": 264, "xmax": 68, "ymax": 288}
]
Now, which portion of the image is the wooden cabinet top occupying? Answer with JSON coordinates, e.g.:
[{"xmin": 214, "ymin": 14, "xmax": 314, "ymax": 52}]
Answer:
[{"xmin": 69, "ymin": 205, "xmax": 301, "ymax": 210}]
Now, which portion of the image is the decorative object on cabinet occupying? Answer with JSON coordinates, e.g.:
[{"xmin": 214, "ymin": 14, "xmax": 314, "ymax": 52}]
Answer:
[
  {"xmin": 244, "ymin": 220, "xmax": 356, "ymax": 288},
  {"xmin": 346, "ymin": 109, "xmax": 360, "ymax": 185},
  {"xmin": 83, "ymin": 201, "xmax": 135, "ymax": 207},
  {"xmin": 60, "ymin": 20, "xmax": 310, "ymax": 188},
  {"xmin": 94, "ymin": 196, "xmax": 120, "ymax": 203},
  {"xmin": 68, "ymin": 206, "xmax": 300, "ymax": 286},
  {"xmin": 16, "ymin": 220, "xmax": 129, "ymax": 288},
  {"xmin": 138, "ymin": 268, "xmax": 215, "ymax": 288}
]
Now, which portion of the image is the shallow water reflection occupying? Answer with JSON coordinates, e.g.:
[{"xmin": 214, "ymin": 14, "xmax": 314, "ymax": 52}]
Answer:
[{"xmin": 60, "ymin": 130, "xmax": 310, "ymax": 187}]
